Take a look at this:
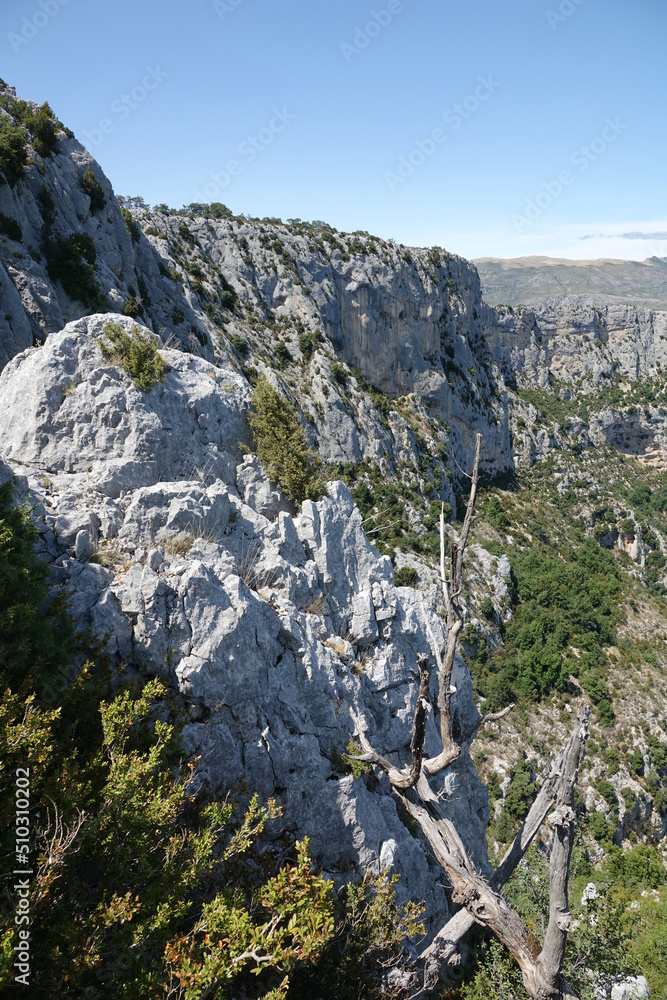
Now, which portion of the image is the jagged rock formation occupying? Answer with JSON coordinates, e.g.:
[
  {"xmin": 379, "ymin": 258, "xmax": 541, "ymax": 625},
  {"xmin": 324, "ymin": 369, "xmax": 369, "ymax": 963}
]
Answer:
[
  {"xmin": 485, "ymin": 297, "xmax": 667, "ymax": 388},
  {"xmin": 0, "ymin": 313, "xmax": 490, "ymax": 937}
]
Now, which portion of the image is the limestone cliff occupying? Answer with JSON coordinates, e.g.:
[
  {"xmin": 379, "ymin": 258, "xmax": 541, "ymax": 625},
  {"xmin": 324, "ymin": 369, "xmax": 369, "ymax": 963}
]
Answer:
[{"xmin": 3, "ymin": 83, "xmax": 667, "ymax": 951}]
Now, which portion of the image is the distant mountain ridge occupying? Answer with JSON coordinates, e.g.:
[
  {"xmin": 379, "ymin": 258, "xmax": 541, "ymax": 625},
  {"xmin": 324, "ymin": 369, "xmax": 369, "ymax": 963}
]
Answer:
[{"xmin": 474, "ymin": 254, "xmax": 667, "ymax": 311}]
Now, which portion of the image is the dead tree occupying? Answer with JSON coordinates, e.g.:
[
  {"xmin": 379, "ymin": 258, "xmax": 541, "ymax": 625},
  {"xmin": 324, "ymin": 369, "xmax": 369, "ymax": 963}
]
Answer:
[{"xmin": 348, "ymin": 432, "xmax": 589, "ymax": 1000}]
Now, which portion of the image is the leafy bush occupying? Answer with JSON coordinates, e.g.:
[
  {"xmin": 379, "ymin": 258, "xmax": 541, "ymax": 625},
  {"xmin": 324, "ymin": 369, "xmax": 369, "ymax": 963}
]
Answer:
[
  {"xmin": 43, "ymin": 231, "xmax": 104, "ymax": 307},
  {"xmin": 0, "ymin": 480, "xmax": 74, "ymax": 698},
  {"xmin": 218, "ymin": 273, "xmax": 237, "ymax": 310},
  {"xmin": 503, "ymin": 759, "xmax": 537, "ymax": 820},
  {"xmin": 81, "ymin": 165, "xmax": 106, "ymax": 212},
  {"xmin": 489, "ymin": 808, "xmax": 518, "ymax": 844},
  {"xmin": 298, "ymin": 330, "xmax": 317, "ymax": 361},
  {"xmin": 0, "ymin": 118, "xmax": 29, "ymax": 186},
  {"xmin": 37, "ymin": 182, "xmax": 55, "ymax": 227},
  {"xmin": 122, "ymin": 292, "xmax": 143, "ymax": 318},
  {"xmin": 275, "ymin": 341, "xmax": 293, "ymax": 366},
  {"xmin": 0, "ymin": 214, "xmax": 21, "ymax": 242},
  {"xmin": 595, "ymin": 778, "xmax": 618, "ymax": 811},
  {"xmin": 97, "ymin": 321, "xmax": 165, "ymax": 392},
  {"xmin": 486, "ymin": 496, "xmax": 510, "ymax": 531},
  {"xmin": 178, "ymin": 220, "xmax": 195, "ymax": 243},
  {"xmin": 477, "ymin": 539, "xmax": 620, "ymax": 710},
  {"xmin": 12, "ymin": 99, "xmax": 58, "ymax": 157},
  {"xmin": 603, "ymin": 843, "xmax": 666, "ymax": 891},
  {"xmin": 287, "ymin": 873, "xmax": 424, "ymax": 999},
  {"xmin": 395, "ymin": 566, "xmax": 418, "ymax": 588},
  {"xmin": 248, "ymin": 377, "xmax": 325, "ymax": 504},
  {"xmin": 480, "ymin": 596, "xmax": 495, "ymax": 620},
  {"xmin": 587, "ymin": 810, "xmax": 615, "ymax": 845},
  {"xmin": 230, "ymin": 333, "xmax": 248, "ymax": 355},
  {"xmin": 137, "ymin": 275, "xmax": 151, "ymax": 306},
  {"xmin": 330, "ymin": 361, "xmax": 347, "ymax": 385},
  {"xmin": 120, "ymin": 206, "xmax": 141, "ymax": 242},
  {"xmin": 0, "ymin": 673, "xmax": 336, "ymax": 996}
]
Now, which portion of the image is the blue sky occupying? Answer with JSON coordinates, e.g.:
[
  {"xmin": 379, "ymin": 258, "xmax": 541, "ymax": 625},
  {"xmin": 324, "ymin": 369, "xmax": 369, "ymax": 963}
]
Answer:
[{"xmin": 1, "ymin": 0, "xmax": 665, "ymax": 261}]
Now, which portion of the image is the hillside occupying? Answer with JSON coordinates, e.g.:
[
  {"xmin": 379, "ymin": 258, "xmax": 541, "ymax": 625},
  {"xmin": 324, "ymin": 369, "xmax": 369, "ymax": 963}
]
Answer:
[
  {"xmin": 474, "ymin": 255, "xmax": 667, "ymax": 311},
  {"xmin": 1, "ymin": 82, "xmax": 666, "ymax": 998}
]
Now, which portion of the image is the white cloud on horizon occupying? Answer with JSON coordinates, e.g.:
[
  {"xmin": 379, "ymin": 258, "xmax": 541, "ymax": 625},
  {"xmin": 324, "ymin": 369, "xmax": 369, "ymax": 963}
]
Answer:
[{"xmin": 446, "ymin": 220, "xmax": 667, "ymax": 262}]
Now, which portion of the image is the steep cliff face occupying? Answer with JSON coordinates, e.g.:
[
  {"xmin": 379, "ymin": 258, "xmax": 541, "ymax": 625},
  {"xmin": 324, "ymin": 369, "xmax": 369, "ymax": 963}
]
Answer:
[
  {"xmin": 0, "ymin": 82, "xmax": 209, "ymax": 365},
  {"xmin": 484, "ymin": 296, "xmax": 667, "ymax": 388}
]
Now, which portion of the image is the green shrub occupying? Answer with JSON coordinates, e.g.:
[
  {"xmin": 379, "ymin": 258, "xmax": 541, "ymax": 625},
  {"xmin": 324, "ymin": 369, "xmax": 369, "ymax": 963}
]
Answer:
[
  {"xmin": 330, "ymin": 361, "xmax": 347, "ymax": 385},
  {"xmin": 208, "ymin": 201, "xmax": 233, "ymax": 218},
  {"xmin": 43, "ymin": 231, "xmax": 104, "ymax": 308},
  {"xmin": 604, "ymin": 843, "xmax": 666, "ymax": 891},
  {"xmin": 158, "ymin": 260, "xmax": 179, "ymax": 281},
  {"xmin": 0, "ymin": 214, "xmax": 21, "ymax": 242},
  {"xmin": 298, "ymin": 330, "xmax": 317, "ymax": 361},
  {"xmin": 0, "ymin": 479, "xmax": 74, "ymax": 698},
  {"xmin": 620, "ymin": 787, "xmax": 637, "ymax": 811},
  {"xmin": 0, "ymin": 118, "xmax": 29, "ymax": 186},
  {"xmin": 230, "ymin": 333, "xmax": 248, "ymax": 355},
  {"xmin": 81, "ymin": 165, "xmax": 106, "ymax": 212},
  {"xmin": 97, "ymin": 321, "xmax": 165, "ymax": 392},
  {"xmin": 480, "ymin": 596, "xmax": 495, "ymax": 620},
  {"xmin": 122, "ymin": 292, "xmax": 143, "ymax": 318},
  {"xmin": 461, "ymin": 622, "xmax": 479, "ymax": 645},
  {"xmin": 248, "ymin": 377, "xmax": 325, "ymax": 504},
  {"xmin": 587, "ymin": 810, "xmax": 615, "ymax": 845},
  {"xmin": 178, "ymin": 220, "xmax": 195, "ymax": 243},
  {"xmin": 490, "ymin": 808, "xmax": 517, "ymax": 844},
  {"xmin": 504, "ymin": 760, "xmax": 537, "ymax": 820},
  {"xmin": 275, "ymin": 340, "xmax": 293, "ymax": 366},
  {"xmin": 595, "ymin": 778, "xmax": 618, "ymax": 811},
  {"xmin": 478, "ymin": 539, "xmax": 620, "ymax": 710},
  {"xmin": 12, "ymin": 99, "xmax": 58, "ymax": 157},
  {"xmin": 120, "ymin": 206, "xmax": 141, "ymax": 243},
  {"xmin": 394, "ymin": 566, "xmax": 418, "ymax": 588},
  {"xmin": 352, "ymin": 481, "xmax": 375, "ymax": 515},
  {"xmin": 0, "ymin": 673, "xmax": 336, "ymax": 996},
  {"xmin": 486, "ymin": 496, "xmax": 510, "ymax": 531},
  {"xmin": 218, "ymin": 273, "xmax": 238, "ymax": 310},
  {"xmin": 287, "ymin": 872, "xmax": 423, "ymax": 999}
]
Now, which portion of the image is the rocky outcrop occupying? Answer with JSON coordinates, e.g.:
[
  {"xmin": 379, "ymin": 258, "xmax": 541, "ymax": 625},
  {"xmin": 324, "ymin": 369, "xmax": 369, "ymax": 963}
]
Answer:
[
  {"xmin": 0, "ymin": 311, "xmax": 491, "ymax": 938},
  {"xmin": 484, "ymin": 297, "xmax": 667, "ymax": 388}
]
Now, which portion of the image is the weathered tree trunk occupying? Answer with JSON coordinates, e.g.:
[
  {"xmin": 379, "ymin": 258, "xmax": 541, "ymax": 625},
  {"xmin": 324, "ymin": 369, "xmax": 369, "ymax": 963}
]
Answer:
[
  {"xmin": 418, "ymin": 711, "xmax": 589, "ymax": 993},
  {"xmin": 347, "ymin": 432, "xmax": 590, "ymax": 1000}
]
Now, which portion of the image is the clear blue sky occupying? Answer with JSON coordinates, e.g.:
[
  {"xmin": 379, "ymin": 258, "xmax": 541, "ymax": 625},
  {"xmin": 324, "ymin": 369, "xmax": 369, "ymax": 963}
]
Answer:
[{"xmin": 2, "ymin": 0, "xmax": 665, "ymax": 261}]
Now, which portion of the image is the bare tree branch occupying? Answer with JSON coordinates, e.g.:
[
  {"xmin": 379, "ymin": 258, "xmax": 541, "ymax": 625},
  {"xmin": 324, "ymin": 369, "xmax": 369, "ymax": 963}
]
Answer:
[
  {"xmin": 352, "ymin": 426, "xmax": 589, "ymax": 1000},
  {"xmin": 417, "ymin": 710, "xmax": 590, "ymax": 994}
]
